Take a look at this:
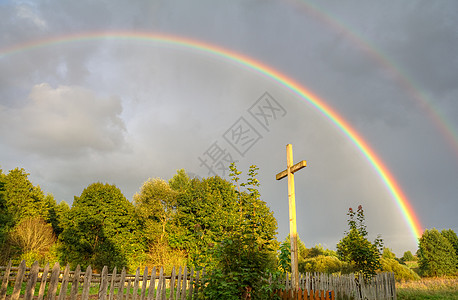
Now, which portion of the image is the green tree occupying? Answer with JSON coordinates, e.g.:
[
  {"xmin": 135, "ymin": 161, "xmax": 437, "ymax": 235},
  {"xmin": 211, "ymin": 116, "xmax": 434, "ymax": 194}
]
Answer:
[
  {"xmin": 133, "ymin": 177, "xmax": 185, "ymax": 273},
  {"xmin": 59, "ymin": 183, "xmax": 145, "ymax": 272},
  {"xmin": 170, "ymin": 175, "xmax": 240, "ymax": 267},
  {"xmin": 0, "ymin": 170, "xmax": 14, "ymax": 264},
  {"xmin": 134, "ymin": 178, "xmax": 178, "ymax": 243},
  {"xmin": 200, "ymin": 164, "xmax": 279, "ymax": 299},
  {"xmin": 441, "ymin": 229, "xmax": 458, "ymax": 268},
  {"xmin": 168, "ymin": 169, "xmax": 191, "ymax": 192},
  {"xmin": 336, "ymin": 206, "xmax": 382, "ymax": 280},
  {"xmin": 382, "ymin": 248, "xmax": 396, "ymax": 260},
  {"xmin": 418, "ymin": 228, "xmax": 457, "ymax": 276},
  {"xmin": 401, "ymin": 250, "xmax": 416, "ymax": 262},
  {"xmin": 47, "ymin": 200, "xmax": 70, "ymax": 237},
  {"xmin": 2, "ymin": 168, "xmax": 50, "ymax": 223}
]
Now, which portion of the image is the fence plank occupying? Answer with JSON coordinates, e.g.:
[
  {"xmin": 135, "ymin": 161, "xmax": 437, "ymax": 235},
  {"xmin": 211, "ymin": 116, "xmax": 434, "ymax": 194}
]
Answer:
[
  {"xmin": 70, "ymin": 265, "xmax": 81, "ymax": 300},
  {"xmin": 99, "ymin": 266, "xmax": 109, "ymax": 300},
  {"xmin": 168, "ymin": 267, "xmax": 176, "ymax": 300},
  {"xmin": 81, "ymin": 265, "xmax": 93, "ymax": 300},
  {"xmin": 180, "ymin": 266, "xmax": 187, "ymax": 300},
  {"xmin": 155, "ymin": 268, "xmax": 163, "ymax": 300},
  {"xmin": 58, "ymin": 264, "xmax": 70, "ymax": 300},
  {"xmin": 0, "ymin": 260, "xmax": 12, "ymax": 300},
  {"xmin": 147, "ymin": 267, "xmax": 156, "ymax": 300},
  {"xmin": 25, "ymin": 261, "xmax": 40, "ymax": 300},
  {"xmin": 11, "ymin": 260, "xmax": 26, "ymax": 300},
  {"xmin": 126, "ymin": 279, "xmax": 132, "ymax": 300},
  {"xmin": 117, "ymin": 268, "xmax": 127, "ymax": 300},
  {"xmin": 140, "ymin": 267, "xmax": 148, "ymax": 300},
  {"xmin": 175, "ymin": 266, "xmax": 182, "ymax": 300},
  {"xmin": 132, "ymin": 268, "xmax": 140, "ymax": 300},
  {"xmin": 109, "ymin": 267, "xmax": 117, "ymax": 300},
  {"xmin": 187, "ymin": 269, "xmax": 194, "ymax": 300},
  {"xmin": 37, "ymin": 263, "xmax": 50, "ymax": 300},
  {"xmin": 47, "ymin": 262, "xmax": 61, "ymax": 300}
]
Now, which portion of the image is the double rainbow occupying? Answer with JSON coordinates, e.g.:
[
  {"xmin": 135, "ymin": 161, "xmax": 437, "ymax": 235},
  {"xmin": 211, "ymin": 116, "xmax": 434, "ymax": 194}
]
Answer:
[{"xmin": 0, "ymin": 31, "xmax": 423, "ymax": 241}]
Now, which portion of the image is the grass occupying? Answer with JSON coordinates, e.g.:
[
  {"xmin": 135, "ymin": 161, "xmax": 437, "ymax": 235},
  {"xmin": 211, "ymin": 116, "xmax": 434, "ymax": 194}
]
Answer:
[{"xmin": 396, "ymin": 277, "xmax": 458, "ymax": 300}]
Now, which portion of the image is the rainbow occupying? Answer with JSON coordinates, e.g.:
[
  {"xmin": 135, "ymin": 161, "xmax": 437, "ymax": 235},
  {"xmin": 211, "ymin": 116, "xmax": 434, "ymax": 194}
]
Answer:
[
  {"xmin": 289, "ymin": 0, "xmax": 458, "ymax": 158},
  {"xmin": 0, "ymin": 31, "xmax": 423, "ymax": 240}
]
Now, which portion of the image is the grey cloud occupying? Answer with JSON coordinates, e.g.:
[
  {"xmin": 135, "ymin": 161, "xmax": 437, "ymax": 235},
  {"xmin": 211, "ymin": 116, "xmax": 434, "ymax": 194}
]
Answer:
[{"xmin": 1, "ymin": 83, "xmax": 126, "ymax": 156}]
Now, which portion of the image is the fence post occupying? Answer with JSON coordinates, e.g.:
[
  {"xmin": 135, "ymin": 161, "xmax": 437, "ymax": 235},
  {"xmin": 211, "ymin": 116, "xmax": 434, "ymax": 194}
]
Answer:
[
  {"xmin": 148, "ymin": 267, "xmax": 156, "ymax": 300},
  {"xmin": 99, "ymin": 266, "xmax": 109, "ymax": 300},
  {"xmin": 117, "ymin": 268, "xmax": 126, "ymax": 300},
  {"xmin": 155, "ymin": 267, "xmax": 163, "ymax": 300},
  {"xmin": 180, "ymin": 266, "xmax": 187, "ymax": 300},
  {"xmin": 132, "ymin": 268, "xmax": 140, "ymax": 300},
  {"xmin": 47, "ymin": 262, "xmax": 61, "ymax": 300},
  {"xmin": 70, "ymin": 265, "xmax": 81, "ymax": 300},
  {"xmin": 57, "ymin": 264, "xmax": 70, "ymax": 300},
  {"xmin": 24, "ymin": 261, "xmax": 40, "ymax": 300},
  {"xmin": 11, "ymin": 260, "xmax": 26, "ymax": 300},
  {"xmin": 175, "ymin": 266, "xmax": 182, "ymax": 300},
  {"xmin": 140, "ymin": 267, "xmax": 148, "ymax": 300},
  {"xmin": 81, "ymin": 265, "xmax": 93, "ymax": 300},
  {"xmin": 109, "ymin": 267, "xmax": 117, "ymax": 300},
  {"xmin": 37, "ymin": 263, "xmax": 50, "ymax": 300}
]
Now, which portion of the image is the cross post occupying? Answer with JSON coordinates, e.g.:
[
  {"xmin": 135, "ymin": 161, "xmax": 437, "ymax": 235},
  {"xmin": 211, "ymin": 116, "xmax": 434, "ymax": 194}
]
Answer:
[{"xmin": 276, "ymin": 144, "xmax": 306, "ymax": 291}]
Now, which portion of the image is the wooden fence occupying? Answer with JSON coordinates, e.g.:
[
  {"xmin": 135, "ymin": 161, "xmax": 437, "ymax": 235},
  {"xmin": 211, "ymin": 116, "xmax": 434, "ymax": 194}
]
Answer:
[
  {"xmin": 277, "ymin": 272, "xmax": 396, "ymax": 300},
  {"xmin": 1, "ymin": 261, "xmax": 395, "ymax": 300},
  {"xmin": 0, "ymin": 260, "xmax": 202, "ymax": 300}
]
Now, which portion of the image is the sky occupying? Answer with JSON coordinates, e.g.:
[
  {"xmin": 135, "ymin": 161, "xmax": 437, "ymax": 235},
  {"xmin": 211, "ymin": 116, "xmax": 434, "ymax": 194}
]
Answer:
[{"xmin": 0, "ymin": 0, "xmax": 457, "ymax": 256}]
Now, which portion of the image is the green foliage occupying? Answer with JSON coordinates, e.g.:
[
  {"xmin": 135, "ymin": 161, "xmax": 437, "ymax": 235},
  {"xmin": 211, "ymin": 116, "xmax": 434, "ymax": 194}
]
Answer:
[
  {"xmin": 0, "ymin": 168, "xmax": 57, "ymax": 264},
  {"xmin": 168, "ymin": 169, "xmax": 191, "ymax": 192},
  {"xmin": 200, "ymin": 164, "xmax": 279, "ymax": 299},
  {"xmin": 418, "ymin": 228, "xmax": 457, "ymax": 277},
  {"xmin": 401, "ymin": 250, "xmax": 416, "ymax": 262},
  {"xmin": 380, "ymin": 258, "xmax": 420, "ymax": 281},
  {"xmin": 47, "ymin": 200, "xmax": 70, "ymax": 237},
  {"xmin": 300, "ymin": 255, "xmax": 349, "ymax": 274},
  {"xmin": 278, "ymin": 241, "xmax": 291, "ymax": 273},
  {"xmin": 441, "ymin": 229, "xmax": 458, "ymax": 268},
  {"xmin": 134, "ymin": 178, "xmax": 178, "ymax": 243},
  {"xmin": 59, "ymin": 182, "xmax": 146, "ymax": 272},
  {"xmin": 382, "ymin": 248, "xmax": 396, "ymax": 260},
  {"xmin": 170, "ymin": 175, "xmax": 239, "ymax": 268},
  {"xmin": 336, "ymin": 206, "xmax": 382, "ymax": 280},
  {"xmin": 2, "ymin": 168, "xmax": 51, "ymax": 224}
]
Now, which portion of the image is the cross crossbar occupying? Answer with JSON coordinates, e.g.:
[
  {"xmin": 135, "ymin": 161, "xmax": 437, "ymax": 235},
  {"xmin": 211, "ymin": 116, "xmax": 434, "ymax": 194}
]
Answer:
[{"xmin": 276, "ymin": 160, "xmax": 307, "ymax": 180}]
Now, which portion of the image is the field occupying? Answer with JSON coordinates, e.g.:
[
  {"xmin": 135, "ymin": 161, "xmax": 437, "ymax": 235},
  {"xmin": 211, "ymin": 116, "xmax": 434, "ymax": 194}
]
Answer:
[{"xmin": 396, "ymin": 277, "xmax": 458, "ymax": 300}]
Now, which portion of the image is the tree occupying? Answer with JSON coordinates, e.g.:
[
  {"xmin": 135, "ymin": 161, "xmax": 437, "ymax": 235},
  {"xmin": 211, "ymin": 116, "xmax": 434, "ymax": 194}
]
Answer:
[
  {"xmin": 200, "ymin": 164, "xmax": 279, "ymax": 299},
  {"xmin": 9, "ymin": 217, "xmax": 56, "ymax": 264},
  {"xmin": 2, "ymin": 168, "xmax": 50, "ymax": 223},
  {"xmin": 169, "ymin": 174, "xmax": 240, "ymax": 268},
  {"xmin": 0, "ymin": 170, "xmax": 14, "ymax": 264},
  {"xmin": 441, "ymin": 229, "xmax": 458, "ymax": 267},
  {"xmin": 134, "ymin": 178, "xmax": 178, "ymax": 243},
  {"xmin": 336, "ymin": 206, "xmax": 382, "ymax": 280},
  {"xmin": 59, "ymin": 183, "xmax": 145, "ymax": 272},
  {"xmin": 133, "ymin": 177, "xmax": 184, "ymax": 273},
  {"xmin": 418, "ymin": 228, "xmax": 457, "ymax": 276},
  {"xmin": 401, "ymin": 250, "xmax": 416, "ymax": 262}
]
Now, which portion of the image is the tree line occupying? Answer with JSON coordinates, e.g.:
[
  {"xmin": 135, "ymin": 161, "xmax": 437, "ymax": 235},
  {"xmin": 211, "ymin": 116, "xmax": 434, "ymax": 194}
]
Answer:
[{"xmin": 0, "ymin": 164, "xmax": 457, "ymax": 297}]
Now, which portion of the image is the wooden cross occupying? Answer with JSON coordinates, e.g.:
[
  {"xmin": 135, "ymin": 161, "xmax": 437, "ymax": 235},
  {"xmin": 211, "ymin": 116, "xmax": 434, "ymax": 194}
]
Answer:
[{"xmin": 276, "ymin": 144, "xmax": 306, "ymax": 291}]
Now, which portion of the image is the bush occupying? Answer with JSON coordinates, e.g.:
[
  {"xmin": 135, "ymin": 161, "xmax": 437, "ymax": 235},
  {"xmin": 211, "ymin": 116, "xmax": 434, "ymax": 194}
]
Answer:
[{"xmin": 380, "ymin": 258, "xmax": 420, "ymax": 281}]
